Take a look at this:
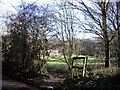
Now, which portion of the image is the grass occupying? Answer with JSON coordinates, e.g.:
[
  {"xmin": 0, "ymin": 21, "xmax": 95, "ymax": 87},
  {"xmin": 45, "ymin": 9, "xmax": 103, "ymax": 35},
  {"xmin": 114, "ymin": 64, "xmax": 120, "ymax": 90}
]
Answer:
[
  {"xmin": 47, "ymin": 61, "xmax": 65, "ymax": 65},
  {"xmin": 45, "ymin": 55, "xmax": 105, "ymax": 75},
  {"xmin": 47, "ymin": 55, "xmax": 104, "ymax": 66}
]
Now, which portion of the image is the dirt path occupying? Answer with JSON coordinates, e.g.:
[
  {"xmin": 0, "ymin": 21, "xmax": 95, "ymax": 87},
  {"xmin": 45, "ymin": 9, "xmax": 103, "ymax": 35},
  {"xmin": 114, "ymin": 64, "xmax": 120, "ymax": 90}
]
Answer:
[
  {"xmin": 42, "ymin": 76, "xmax": 65, "ymax": 88},
  {"xmin": 2, "ymin": 76, "xmax": 39, "ymax": 90},
  {"xmin": 1, "ymin": 76, "xmax": 65, "ymax": 90}
]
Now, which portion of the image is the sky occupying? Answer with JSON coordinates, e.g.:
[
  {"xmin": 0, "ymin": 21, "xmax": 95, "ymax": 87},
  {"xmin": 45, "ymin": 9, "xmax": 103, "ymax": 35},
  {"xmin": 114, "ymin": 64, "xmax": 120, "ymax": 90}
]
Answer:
[
  {"xmin": 0, "ymin": 0, "xmax": 119, "ymax": 15},
  {"xmin": 0, "ymin": 0, "xmax": 59, "ymax": 14},
  {"xmin": 0, "ymin": 0, "xmax": 60, "ymax": 35},
  {"xmin": 0, "ymin": 0, "xmax": 98, "ymax": 39}
]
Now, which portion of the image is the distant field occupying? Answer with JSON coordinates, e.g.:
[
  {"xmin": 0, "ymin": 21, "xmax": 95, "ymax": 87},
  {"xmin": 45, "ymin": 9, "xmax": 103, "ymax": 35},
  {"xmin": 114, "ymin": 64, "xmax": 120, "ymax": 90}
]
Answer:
[
  {"xmin": 46, "ymin": 55, "xmax": 105, "ymax": 73},
  {"xmin": 47, "ymin": 56, "xmax": 104, "ymax": 65}
]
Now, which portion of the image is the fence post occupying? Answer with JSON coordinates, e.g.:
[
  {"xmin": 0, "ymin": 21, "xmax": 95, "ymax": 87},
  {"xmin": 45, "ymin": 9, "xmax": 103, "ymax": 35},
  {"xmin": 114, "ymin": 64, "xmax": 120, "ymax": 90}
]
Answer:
[{"xmin": 82, "ymin": 56, "xmax": 88, "ymax": 77}]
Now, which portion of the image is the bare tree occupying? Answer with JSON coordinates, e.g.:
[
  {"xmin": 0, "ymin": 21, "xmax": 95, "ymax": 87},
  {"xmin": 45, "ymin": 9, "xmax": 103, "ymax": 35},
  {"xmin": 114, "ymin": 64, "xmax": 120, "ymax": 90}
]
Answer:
[
  {"xmin": 69, "ymin": 0, "xmax": 119, "ymax": 67},
  {"xmin": 53, "ymin": 0, "xmax": 79, "ymax": 76},
  {"xmin": 106, "ymin": 1, "xmax": 120, "ymax": 67}
]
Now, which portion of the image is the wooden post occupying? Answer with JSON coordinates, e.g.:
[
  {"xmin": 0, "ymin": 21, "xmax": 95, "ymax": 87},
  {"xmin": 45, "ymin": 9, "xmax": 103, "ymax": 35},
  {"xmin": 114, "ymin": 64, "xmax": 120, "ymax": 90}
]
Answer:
[
  {"xmin": 85, "ymin": 57, "xmax": 88, "ymax": 76},
  {"xmin": 82, "ymin": 56, "xmax": 88, "ymax": 77},
  {"xmin": 82, "ymin": 57, "xmax": 86, "ymax": 77}
]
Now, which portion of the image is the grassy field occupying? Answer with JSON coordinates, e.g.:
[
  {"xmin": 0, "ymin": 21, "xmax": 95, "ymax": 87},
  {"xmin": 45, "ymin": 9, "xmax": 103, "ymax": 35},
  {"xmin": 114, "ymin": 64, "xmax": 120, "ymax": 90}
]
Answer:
[
  {"xmin": 46, "ymin": 55, "xmax": 105, "ymax": 74},
  {"xmin": 47, "ymin": 55, "xmax": 104, "ymax": 66}
]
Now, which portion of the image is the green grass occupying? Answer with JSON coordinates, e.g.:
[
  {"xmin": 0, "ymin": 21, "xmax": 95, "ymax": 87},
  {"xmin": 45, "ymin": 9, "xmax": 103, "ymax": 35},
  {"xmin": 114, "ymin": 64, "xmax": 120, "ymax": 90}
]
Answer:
[
  {"xmin": 47, "ymin": 55, "xmax": 104, "ymax": 62},
  {"xmin": 46, "ymin": 55, "xmax": 104, "ymax": 68},
  {"xmin": 47, "ymin": 61, "xmax": 65, "ymax": 65}
]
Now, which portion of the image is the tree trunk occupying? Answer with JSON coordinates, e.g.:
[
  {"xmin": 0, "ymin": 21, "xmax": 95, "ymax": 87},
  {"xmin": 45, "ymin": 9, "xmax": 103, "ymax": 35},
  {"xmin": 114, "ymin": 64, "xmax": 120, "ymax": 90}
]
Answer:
[
  {"xmin": 105, "ymin": 40, "xmax": 110, "ymax": 67},
  {"xmin": 118, "ymin": 29, "xmax": 120, "ymax": 67},
  {"xmin": 117, "ymin": 2, "xmax": 120, "ymax": 68},
  {"xmin": 102, "ymin": 2, "xmax": 110, "ymax": 68}
]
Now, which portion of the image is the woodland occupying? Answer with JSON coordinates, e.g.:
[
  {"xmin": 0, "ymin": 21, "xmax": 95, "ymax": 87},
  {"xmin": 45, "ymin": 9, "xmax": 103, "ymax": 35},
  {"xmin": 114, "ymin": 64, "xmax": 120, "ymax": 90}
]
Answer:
[{"xmin": 1, "ymin": 0, "xmax": 120, "ymax": 90}]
